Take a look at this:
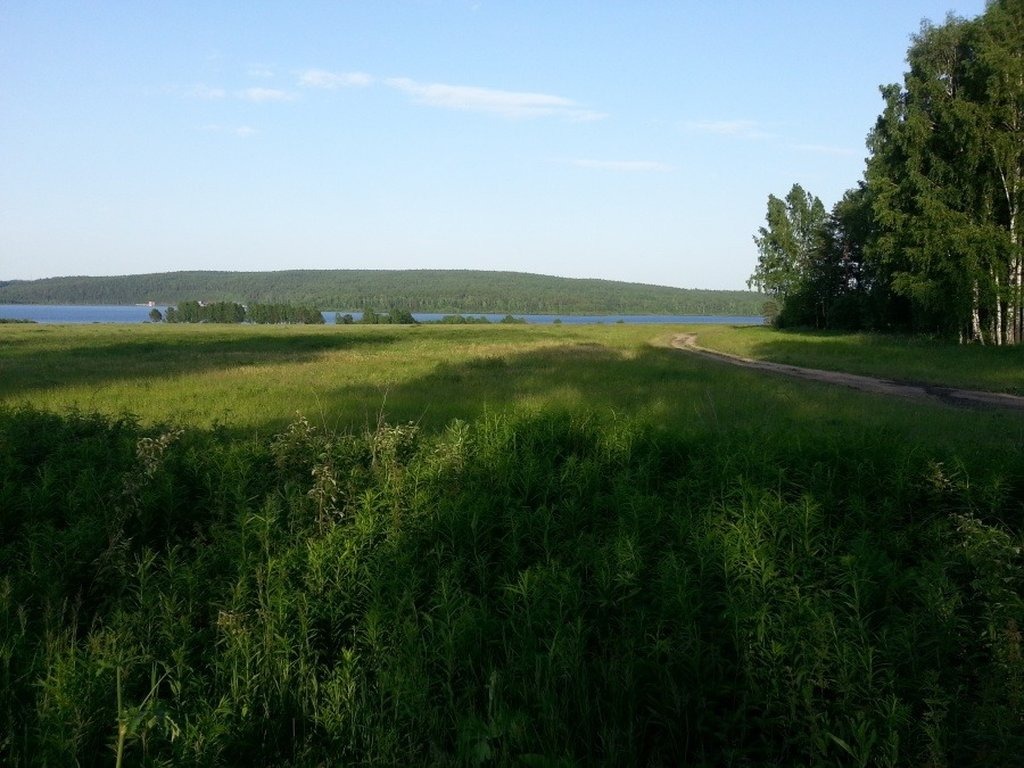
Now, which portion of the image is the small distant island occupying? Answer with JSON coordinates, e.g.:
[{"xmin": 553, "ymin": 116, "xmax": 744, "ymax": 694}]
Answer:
[{"xmin": 0, "ymin": 269, "xmax": 762, "ymax": 317}]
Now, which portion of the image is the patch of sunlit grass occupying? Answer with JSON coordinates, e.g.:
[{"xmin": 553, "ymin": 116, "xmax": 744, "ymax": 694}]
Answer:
[{"xmin": 692, "ymin": 325, "xmax": 1024, "ymax": 394}]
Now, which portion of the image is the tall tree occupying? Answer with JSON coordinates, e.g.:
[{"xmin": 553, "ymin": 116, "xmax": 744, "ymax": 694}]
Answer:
[
  {"xmin": 864, "ymin": 3, "xmax": 1024, "ymax": 342},
  {"xmin": 867, "ymin": 15, "xmax": 979, "ymax": 338},
  {"xmin": 809, "ymin": 185, "xmax": 877, "ymax": 329},
  {"xmin": 748, "ymin": 183, "xmax": 828, "ymax": 302},
  {"xmin": 974, "ymin": 0, "xmax": 1024, "ymax": 342},
  {"xmin": 751, "ymin": 183, "xmax": 877, "ymax": 330}
]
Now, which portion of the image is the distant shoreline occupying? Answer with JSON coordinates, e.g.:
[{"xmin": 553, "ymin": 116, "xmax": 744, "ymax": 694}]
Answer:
[
  {"xmin": 0, "ymin": 269, "xmax": 764, "ymax": 317},
  {"xmin": 0, "ymin": 304, "xmax": 764, "ymax": 326}
]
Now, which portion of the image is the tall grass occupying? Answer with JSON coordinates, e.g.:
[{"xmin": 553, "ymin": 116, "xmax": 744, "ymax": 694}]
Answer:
[{"xmin": 2, "ymin": 399, "xmax": 1022, "ymax": 765}]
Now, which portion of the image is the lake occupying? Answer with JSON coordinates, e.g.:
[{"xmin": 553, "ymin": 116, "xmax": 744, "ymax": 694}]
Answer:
[{"xmin": 0, "ymin": 304, "xmax": 764, "ymax": 326}]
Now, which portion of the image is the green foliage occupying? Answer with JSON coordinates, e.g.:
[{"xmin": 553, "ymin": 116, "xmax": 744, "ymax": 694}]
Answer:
[
  {"xmin": 435, "ymin": 314, "xmax": 496, "ymax": 324},
  {"xmin": 246, "ymin": 303, "xmax": 325, "ymax": 324},
  {"xmin": 752, "ymin": 184, "xmax": 877, "ymax": 331},
  {"xmin": 864, "ymin": 12, "xmax": 1000, "ymax": 340},
  {"xmin": 0, "ymin": 269, "xmax": 764, "ymax": 316},
  {"xmin": 2, "ymin": 402, "xmax": 1022, "ymax": 766},
  {"xmin": 386, "ymin": 306, "xmax": 417, "ymax": 325},
  {"xmin": 166, "ymin": 300, "xmax": 245, "ymax": 324},
  {"xmin": 749, "ymin": 183, "xmax": 828, "ymax": 300},
  {"xmin": 164, "ymin": 301, "xmax": 324, "ymax": 324},
  {"xmin": 752, "ymin": 2, "xmax": 1024, "ymax": 342},
  {"xmin": 355, "ymin": 306, "xmax": 420, "ymax": 324},
  {"xmin": 429, "ymin": 314, "xmax": 527, "ymax": 325}
]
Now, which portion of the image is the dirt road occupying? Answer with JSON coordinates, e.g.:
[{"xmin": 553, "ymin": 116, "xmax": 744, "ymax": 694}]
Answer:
[{"xmin": 671, "ymin": 333, "xmax": 1024, "ymax": 412}]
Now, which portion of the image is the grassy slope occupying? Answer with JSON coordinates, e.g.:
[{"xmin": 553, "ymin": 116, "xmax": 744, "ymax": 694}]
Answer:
[
  {"xmin": 2, "ymin": 323, "xmax": 1024, "ymax": 765},
  {"xmin": 691, "ymin": 325, "xmax": 1024, "ymax": 395},
  {"xmin": 0, "ymin": 269, "xmax": 763, "ymax": 315}
]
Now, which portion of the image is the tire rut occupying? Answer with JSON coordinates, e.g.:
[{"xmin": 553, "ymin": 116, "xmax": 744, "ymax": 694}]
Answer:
[{"xmin": 671, "ymin": 334, "xmax": 1024, "ymax": 412}]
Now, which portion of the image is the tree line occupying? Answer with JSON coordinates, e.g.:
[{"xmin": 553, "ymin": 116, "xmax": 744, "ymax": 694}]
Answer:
[
  {"xmin": 0, "ymin": 270, "xmax": 763, "ymax": 316},
  {"xmin": 164, "ymin": 301, "xmax": 325, "ymax": 324},
  {"xmin": 335, "ymin": 309, "xmax": 527, "ymax": 325},
  {"xmin": 751, "ymin": 0, "xmax": 1024, "ymax": 343},
  {"xmin": 160, "ymin": 302, "xmax": 529, "ymax": 326}
]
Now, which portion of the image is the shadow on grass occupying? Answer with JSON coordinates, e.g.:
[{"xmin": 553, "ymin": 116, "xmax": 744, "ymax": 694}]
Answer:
[
  {"xmin": 0, "ymin": 330, "xmax": 401, "ymax": 399},
  {"xmin": 303, "ymin": 337, "xmax": 955, "ymax": 442},
  {"xmin": 5, "ymin": 325, "xmax": 1015, "ymax": 447},
  {"xmin": 296, "ymin": 342, "xmax": 707, "ymax": 433},
  {"xmin": 5, "ymin": 337, "xmax": 1024, "ymax": 765}
]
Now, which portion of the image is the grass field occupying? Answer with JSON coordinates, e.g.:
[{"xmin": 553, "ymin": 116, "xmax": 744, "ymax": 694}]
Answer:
[
  {"xmin": 691, "ymin": 325, "xmax": 1024, "ymax": 395},
  {"xmin": 2, "ymin": 322, "xmax": 660, "ymax": 432},
  {"xmin": 2, "ymin": 322, "xmax": 1023, "ymax": 766},
  {"xmin": 3, "ymin": 322, "xmax": 1022, "ymax": 444}
]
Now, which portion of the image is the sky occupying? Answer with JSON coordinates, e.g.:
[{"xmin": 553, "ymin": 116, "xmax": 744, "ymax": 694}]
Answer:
[{"xmin": 0, "ymin": 1, "xmax": 988, "ymax": 290}]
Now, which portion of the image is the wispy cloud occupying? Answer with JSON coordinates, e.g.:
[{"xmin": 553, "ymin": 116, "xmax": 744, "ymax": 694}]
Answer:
[
  {"xmin": 684, "ymin": 119, "xmax": 772, "ymax": 140},
  {"xmin": 179, "ymin": 83, "xmax": 293, "ymax": 103},
  {"xmin": 200, "ymin": 124, "xmax": 257, "ymax": 138},
  {"xmin": 187, "ymin": 84, "xmax": 226, "ymax": 100},
  {"xmin": 299, "ymin": 69, "xmax": 373, "ymax": 89},
  {"xmin": 237, "ymin": 87, "xmax": 295, "ymax": 103},
  {"xmin": 791, "ymin": 143, "xmax": 857, "ymax": 156},
  {"xmin": 247, "ymin": 64, "xmax": 275, "ymax": 79},
  {"xmin": 565, "ymin": 158, "xmax": 673, "ymax": 172},
  {"xmin": 385, "ymin": 77, "xmax": 606, "ymax": 121}
]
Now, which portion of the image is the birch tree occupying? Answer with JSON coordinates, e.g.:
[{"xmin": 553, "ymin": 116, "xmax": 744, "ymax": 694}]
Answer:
[
  {"xmin": 863, "ymin": 2, "xmax": 1024, "ymax": 342},
  {"xmin": 748, "ymin": 184, "xmax": 827, "ymax": 301},
  {"xmin": 865, "ymin": 15, "xmax": 983, "ymax": 339},
  {"xmin": 974, "ymin": 0, "xmax": 1024, "ymax": 342}
]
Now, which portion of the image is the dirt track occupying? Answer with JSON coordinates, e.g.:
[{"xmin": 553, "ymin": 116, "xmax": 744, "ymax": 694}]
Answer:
[{"xmin": 671, "ymin": 334, "xmax": 1024, "ymax": 412}]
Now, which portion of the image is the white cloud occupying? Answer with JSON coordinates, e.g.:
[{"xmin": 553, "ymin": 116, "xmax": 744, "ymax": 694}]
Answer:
[
  {"xmin": 299, "ymin": 69, "xmax": 373, "ymax": 89},
  {"xmin": 247, "ymin": 65, "xmax": 275, "ymax": 79},
  {"xmin": 237, "ymin": 87, "xmax": 295, "ymax": 103},
  {"xmin": 566, "ymin": 159, "xmax": 673, "ymax": 172},
  {"xmin": 684, "ymin": 119, "xmax": 772, "ymax": 140},
  {"xmin": 385, "ymin": 77, "xmax": 606, "ymax": 121}
]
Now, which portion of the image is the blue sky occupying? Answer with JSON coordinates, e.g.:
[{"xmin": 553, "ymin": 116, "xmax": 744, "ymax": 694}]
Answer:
[{"xmin": 1, "ymin": 1, "xmax": 986, "ymax": 290}]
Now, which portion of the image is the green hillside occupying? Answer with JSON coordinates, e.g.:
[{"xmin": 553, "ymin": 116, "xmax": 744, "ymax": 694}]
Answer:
[{"xmin": 0, "ymin": 270, "xmax": 761, "ymax": 315}]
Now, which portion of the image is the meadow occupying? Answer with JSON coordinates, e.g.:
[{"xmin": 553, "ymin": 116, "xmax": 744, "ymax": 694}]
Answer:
[
  {"xmin": 692, "ymin": 325, "xmax": 1024, "ymax": 395},
  {"xmin": 2, "ymin": 322, "xmax": 1023, "ymax": 766}
]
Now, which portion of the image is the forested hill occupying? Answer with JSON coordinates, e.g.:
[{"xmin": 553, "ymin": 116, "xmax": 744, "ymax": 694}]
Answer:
[{"xmin": 0, "ymin": 270, "xmax": 762, "ymax": 315}]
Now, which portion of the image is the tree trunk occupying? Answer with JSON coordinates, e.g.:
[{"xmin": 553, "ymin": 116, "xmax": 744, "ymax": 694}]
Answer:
[
  {"xmin": 1012, "ymin": 213, "xmax": 1021, "ymax": 345},
  {"xmin": 998, "ymin": 157, "xmax": 1021, "ymax": 342},
  {"xmin": 1009, "ymin": 263, "xmax": 1019, "ymax": 346},
  {"xmin": 994, "ymin": 272, "xmax": 1004, "ymax": 345},
  {"xmin": 1011, "ymin": 255, "xmax": 1022, "ymax": 346},
  {"xmin": 972, "ymin": 281, "xmax": 984, "ymax": 343}
]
